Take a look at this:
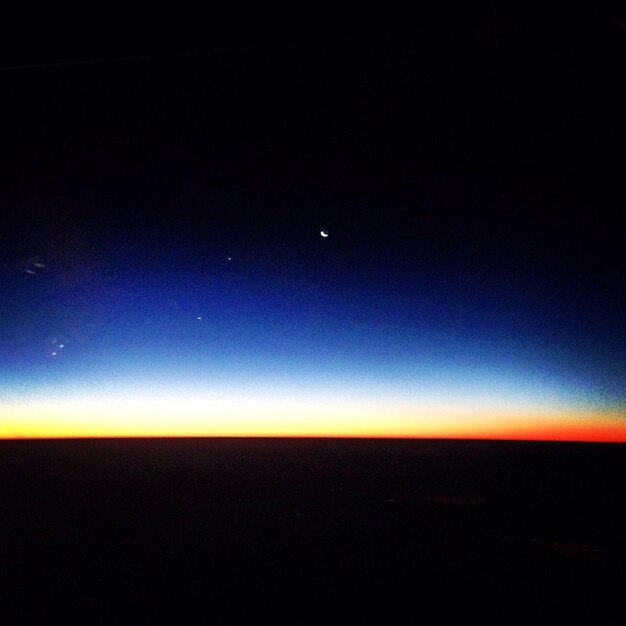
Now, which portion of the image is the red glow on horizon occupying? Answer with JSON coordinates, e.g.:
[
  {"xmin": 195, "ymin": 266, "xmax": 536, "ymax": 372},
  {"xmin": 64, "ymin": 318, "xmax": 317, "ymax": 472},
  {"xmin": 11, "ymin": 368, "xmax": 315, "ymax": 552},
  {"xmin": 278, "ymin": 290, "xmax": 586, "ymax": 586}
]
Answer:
[{"xmin": 2, "ymin": 393, "xmax": 624, "ymax": 442}]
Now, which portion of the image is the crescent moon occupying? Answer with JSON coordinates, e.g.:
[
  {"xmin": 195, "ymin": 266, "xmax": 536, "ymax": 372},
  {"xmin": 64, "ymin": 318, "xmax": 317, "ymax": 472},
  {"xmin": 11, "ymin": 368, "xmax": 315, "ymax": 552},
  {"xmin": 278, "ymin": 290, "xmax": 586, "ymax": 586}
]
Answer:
[{"xmin": 320, "ymin": 230, "xmax": 329, "ymax": 238}]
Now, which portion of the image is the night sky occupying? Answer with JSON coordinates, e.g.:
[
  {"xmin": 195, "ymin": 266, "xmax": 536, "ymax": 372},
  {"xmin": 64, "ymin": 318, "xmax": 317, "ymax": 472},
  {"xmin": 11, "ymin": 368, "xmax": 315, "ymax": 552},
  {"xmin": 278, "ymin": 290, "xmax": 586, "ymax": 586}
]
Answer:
[{"xmin": 1, "ymin": 15, "xmax": 624, "ymax": 439}]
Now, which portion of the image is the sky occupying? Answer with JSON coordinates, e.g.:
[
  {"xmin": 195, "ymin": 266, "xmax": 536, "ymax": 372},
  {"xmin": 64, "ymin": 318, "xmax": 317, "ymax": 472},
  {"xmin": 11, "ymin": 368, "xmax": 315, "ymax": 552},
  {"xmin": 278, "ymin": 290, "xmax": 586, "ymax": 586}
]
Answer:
[{"xmin": 0, "ymin": 18, "xmax": 624, "ymax": 440}]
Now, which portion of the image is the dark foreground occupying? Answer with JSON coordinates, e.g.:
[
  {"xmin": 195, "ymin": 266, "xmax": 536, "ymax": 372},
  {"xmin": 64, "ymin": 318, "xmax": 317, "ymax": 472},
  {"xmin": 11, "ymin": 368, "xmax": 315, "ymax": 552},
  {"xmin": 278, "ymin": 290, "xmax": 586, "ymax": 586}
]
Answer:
[{"xmin": 1, "ymin": 438, "xmax": 625, "ymax": 624}]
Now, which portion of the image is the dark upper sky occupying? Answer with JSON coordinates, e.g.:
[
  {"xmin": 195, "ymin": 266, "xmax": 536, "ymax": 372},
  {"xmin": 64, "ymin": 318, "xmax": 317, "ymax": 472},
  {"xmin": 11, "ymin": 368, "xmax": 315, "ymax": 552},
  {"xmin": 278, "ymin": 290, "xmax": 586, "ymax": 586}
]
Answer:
[{"xmin": 0, "ymin": 6, "xmax": 624, "ymax": 437}]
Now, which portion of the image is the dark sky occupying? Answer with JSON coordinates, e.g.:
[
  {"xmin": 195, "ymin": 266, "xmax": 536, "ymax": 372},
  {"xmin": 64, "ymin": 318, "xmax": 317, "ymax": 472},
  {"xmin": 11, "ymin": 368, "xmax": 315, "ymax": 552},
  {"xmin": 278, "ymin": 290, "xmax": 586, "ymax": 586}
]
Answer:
[{"xmin": 0, "ymin": 6, "xmax": 624, "ymax": 438}]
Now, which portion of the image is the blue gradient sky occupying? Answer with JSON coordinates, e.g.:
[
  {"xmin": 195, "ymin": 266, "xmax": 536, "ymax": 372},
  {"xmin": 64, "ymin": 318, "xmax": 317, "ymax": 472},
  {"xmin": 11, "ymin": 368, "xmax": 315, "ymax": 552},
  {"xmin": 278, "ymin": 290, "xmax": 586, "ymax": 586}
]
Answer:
[{"xmin": 1, "ymin": 27, "xmax": 624, "ymax": 439}]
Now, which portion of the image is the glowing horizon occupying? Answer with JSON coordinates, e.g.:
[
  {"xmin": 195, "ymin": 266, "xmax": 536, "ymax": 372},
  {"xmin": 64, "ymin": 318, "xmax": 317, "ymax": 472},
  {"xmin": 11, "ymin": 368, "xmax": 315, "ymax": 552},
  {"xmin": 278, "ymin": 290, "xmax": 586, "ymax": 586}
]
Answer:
[{"xmin": 2, "ymin": 384, "xmax": 624, "ymax": 442}]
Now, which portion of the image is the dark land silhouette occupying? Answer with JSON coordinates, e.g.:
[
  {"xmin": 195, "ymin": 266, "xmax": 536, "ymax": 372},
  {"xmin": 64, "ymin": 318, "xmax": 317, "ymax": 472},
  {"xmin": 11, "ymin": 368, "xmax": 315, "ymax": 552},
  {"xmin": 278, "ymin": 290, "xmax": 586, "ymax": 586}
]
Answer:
[{"xmin": 1, "ymin": 437, "xmax": 625, "ymax": 623}]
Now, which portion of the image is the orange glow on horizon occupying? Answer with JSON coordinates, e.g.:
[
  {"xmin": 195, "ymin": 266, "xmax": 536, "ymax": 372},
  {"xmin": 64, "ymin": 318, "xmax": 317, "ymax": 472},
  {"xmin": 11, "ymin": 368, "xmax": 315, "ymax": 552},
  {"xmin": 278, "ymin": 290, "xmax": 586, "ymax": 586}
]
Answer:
[{"xmin": 1, "ymin": 392, "xmax": 624, "ymax": 442}]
